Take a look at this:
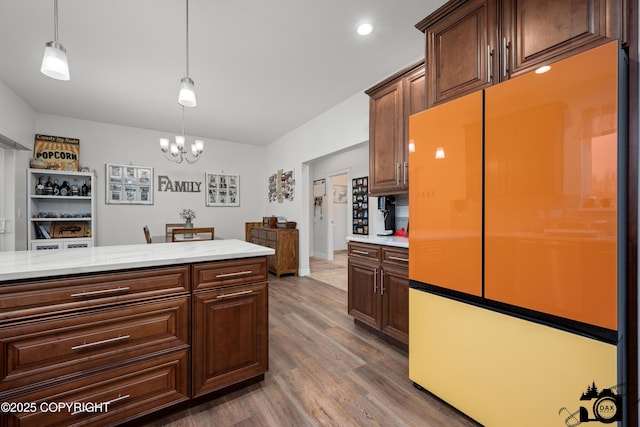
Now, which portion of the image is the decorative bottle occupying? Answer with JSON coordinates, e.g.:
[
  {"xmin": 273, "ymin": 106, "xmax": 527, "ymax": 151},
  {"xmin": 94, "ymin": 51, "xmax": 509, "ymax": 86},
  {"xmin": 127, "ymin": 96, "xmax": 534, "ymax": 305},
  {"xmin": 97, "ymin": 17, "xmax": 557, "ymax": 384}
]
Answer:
[
  {"xmin": 81, "ymin": 180, "xmax": 89, "ymax": 197},
  {"xmin": 35, "ymin": 177, "xmax": 44, "ymax": 195},
  {"xmin": 52, "ymin": 179, "xmax": 60, "ymax": 196},
  {"xmin": 59, "ymin": 180, "xmax": 70, "ymax": 196},
  {"xmin": 44, "ymin": 176, "xmax": 54, "ymax": 195},
  {"xmin": 70, "ymin": 180, "xmax": 80, "ymax": 196}
]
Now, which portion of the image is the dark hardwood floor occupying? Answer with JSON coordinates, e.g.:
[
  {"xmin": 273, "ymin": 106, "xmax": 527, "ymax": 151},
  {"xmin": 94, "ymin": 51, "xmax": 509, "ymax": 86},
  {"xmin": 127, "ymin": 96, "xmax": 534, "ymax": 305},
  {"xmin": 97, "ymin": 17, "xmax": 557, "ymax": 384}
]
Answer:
[{"xmin": 140, "ymin": 275, "xmax": 480, "ymax": 426}]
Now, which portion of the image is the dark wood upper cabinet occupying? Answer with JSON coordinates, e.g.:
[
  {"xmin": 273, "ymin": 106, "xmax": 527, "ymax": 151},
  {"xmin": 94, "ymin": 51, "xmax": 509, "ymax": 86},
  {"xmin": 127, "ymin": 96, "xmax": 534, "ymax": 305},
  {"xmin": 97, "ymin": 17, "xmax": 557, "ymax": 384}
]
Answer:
[
  {"xmin": 366, "ymin": 62, "xmax": 425, "ymax": 195},
  {"xmin": 417, "ymin": 0, "xmax": 625, "ymax": 107}
]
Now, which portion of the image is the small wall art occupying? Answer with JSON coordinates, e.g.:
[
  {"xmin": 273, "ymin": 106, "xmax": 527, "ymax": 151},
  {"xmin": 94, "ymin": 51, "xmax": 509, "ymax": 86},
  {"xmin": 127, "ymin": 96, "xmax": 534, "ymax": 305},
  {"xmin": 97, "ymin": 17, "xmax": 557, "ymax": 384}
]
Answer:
[
  {"xmin": 352, "ymin": 176, "xmax": 368, "ymax": 235},
  {"xmin": 105, "ymin": 163, "xmax": 153, "ymax": 204},
  {"xmin": 268, "ymin": 169, "xmax": 295, "ymax": 203},
  {"xmin": 206, "ymin": 172, "xmax": 239, "ymax": 206}
]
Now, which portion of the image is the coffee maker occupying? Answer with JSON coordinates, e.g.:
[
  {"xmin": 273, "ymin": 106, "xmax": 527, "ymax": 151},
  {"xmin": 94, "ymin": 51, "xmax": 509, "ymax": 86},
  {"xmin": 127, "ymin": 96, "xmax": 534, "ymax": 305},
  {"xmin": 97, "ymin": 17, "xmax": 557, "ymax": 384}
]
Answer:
[{"xmin": 377, "ymin": 196, "xmax": 396, "ymax": 236}]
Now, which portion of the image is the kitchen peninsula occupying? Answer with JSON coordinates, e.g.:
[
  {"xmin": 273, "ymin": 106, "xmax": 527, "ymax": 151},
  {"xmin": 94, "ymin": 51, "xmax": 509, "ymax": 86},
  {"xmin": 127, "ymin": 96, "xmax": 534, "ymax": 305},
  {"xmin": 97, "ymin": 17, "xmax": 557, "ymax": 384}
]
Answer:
[{"xmin": 0, "ymin": 239, "xmax": 273, "ymax": 426}]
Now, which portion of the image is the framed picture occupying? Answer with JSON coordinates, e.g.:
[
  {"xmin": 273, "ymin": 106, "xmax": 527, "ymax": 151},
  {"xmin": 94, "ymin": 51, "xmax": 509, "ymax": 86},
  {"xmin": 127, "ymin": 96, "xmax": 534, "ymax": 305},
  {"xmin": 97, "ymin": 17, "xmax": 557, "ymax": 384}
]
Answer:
[
  {"xmin": 51, "ymin": 221, "xmax": 87, "ymax": 238},
  {"xmin": 206, "ymin": 172, "xmax": 240, "ymax": 206},
  {"xmin": 105, "ymin": 163, "xmax": 154, "ymax": 204},
  {"xmin": 352, "ymin": 176, "xmax": 369, "ymax": 235}
]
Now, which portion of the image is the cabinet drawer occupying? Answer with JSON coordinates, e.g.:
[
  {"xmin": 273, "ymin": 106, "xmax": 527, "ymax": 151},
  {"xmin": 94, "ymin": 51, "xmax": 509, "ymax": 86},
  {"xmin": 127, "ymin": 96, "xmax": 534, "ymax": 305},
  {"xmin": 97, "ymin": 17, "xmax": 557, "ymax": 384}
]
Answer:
[
  {"xmin": 0, "ymin": 297, "xmax": 189, "ymax": 392},
  {"xmin": 265, "ymin": 229, "xmax": 277, "ymax": 241},
  {"xmin": 251, "ymin": 228, "xmax": 267, "ymax": 239},
  {"xmin": 348, "ymin": 242, "xmax": 381, "ymax": 261},
  {"xmin": 2, "ymin": 350, "xmax": 189, "ymax": 427},
  {"xmin": 0, "ymin": 266, "xmax": 189, "ymax": 322},
  {"xmin": 381, "ymin": 247, "xmax": 409, "ymax": 269},
  {"xmin": 192, "ymin": 257, "xmax": 268, "ymax": 290},
  {"xmin": 30, "ymin": 241, "xmax": 63, "ymax": 251}
]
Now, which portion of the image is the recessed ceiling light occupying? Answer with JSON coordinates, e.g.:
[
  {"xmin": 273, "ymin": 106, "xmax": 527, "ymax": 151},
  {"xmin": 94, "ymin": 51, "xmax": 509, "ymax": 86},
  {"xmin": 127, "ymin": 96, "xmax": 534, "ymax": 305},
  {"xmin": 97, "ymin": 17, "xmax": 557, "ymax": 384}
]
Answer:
[{"xmin": 357, "ymin": 23, "xmax": 373, "ymax": 36}]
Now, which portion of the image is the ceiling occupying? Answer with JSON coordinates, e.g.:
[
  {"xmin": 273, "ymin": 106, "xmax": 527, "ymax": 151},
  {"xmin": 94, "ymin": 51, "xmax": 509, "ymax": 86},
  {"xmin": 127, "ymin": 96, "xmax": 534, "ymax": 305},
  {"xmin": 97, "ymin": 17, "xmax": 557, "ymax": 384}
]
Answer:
[{"xmin": 0, "ymin": 0, "xmax": 444, "ymax": 146}]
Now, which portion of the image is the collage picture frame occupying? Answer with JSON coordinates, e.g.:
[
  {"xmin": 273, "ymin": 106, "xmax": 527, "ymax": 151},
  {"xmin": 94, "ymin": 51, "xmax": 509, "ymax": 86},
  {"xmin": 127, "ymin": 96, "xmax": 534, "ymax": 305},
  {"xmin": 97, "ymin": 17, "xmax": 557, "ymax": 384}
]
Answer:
[
  {"xmin": 206, "ymin": 172, "xmax": 240, "ymax": 206},
  {"xmin": 105, "ymin": 163, "xmax": 153, "ymax": 205}
]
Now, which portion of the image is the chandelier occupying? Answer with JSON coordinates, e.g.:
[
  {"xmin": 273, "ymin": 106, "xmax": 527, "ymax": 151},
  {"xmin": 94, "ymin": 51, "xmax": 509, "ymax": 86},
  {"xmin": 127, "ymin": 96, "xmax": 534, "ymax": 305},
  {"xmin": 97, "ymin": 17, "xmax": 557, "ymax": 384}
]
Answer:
[{"xmin": 159, "ymin": 106, "xmax": 203, "ymax": 164}]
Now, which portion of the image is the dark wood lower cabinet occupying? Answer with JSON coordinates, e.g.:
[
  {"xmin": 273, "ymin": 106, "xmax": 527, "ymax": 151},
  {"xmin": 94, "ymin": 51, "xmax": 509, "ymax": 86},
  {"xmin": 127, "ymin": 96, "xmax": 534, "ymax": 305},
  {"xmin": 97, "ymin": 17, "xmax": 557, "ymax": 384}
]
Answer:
[
  {"xmin": 192, "ymin": 281, "xmax": 268, "ymax": 397},
  {"xmin": 0, "ymin": 257, "xmax": 269, "ymax": 426},
  {"xmin": 347, "ymin": 242, "xmax": 409, "ymax": 349}
]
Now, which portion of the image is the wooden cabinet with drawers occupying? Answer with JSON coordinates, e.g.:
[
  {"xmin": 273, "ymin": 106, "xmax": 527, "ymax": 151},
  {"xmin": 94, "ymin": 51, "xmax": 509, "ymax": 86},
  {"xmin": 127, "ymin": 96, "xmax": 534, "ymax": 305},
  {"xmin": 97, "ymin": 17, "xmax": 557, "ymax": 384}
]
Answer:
[
  {"xmin": 0, "ymin": 255, "xmax": 270, "ymax": 426},
  {"xmin": 347, "ymin": 242, "xmax": 409, "ymax": 348},
  {"xmin": 416, "ymin": 0, "xmax": 625, "ymax": 107},
  {"xmin": 0, "ymin": 266, "xmax": 191, "ymax": 426},
  {"xmin": 250, "ymin": 227, "xmax": 298, "ymax": 277}
]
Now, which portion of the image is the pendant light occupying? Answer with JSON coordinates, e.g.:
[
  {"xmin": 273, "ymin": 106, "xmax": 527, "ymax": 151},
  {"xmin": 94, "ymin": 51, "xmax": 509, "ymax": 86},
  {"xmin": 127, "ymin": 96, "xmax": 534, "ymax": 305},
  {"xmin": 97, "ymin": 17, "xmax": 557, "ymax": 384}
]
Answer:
[
  {"xmin": 178, "ymin": 0, "xmax": 196, "ymax": 107},
  {"xmin": 41, "ymin": 0, "xmax": 70, "ymax": 81}
]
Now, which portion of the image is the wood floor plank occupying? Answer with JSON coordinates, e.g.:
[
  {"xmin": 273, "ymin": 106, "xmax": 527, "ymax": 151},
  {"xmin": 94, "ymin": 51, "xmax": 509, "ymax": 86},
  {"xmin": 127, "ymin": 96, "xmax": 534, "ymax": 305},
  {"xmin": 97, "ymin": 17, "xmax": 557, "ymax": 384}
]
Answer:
[{"xmin": 140, "ymin": 275, "xmax": 480, "ymax": 427}]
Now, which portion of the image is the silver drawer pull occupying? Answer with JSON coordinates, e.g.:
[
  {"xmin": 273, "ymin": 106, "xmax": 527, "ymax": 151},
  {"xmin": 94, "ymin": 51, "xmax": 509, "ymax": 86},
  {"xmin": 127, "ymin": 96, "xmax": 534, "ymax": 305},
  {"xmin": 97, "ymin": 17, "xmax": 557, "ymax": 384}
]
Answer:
[
  {"xmin": 71, "ymin": 335, "xmax": 130, "ymax": 350},
  {"xmin": 71, "ymin": 394, "xmax": 130, "ymax": 415},
  {"xmin": 215, "ymin": 270, "xmax": 253, "ymax": 278},
  {"xmin": 216, "ymin": 290, "xmax": 253, "ymax": 299},
  {"xmin": 352, "ymin": 250, "xmax": 369, "ymax": 255},
  {"xmin": 71, "ymin": 287, "xmax": 130, "ymax": 297},
  {"xmin": 388, "ymin": 256, "xmax": 408, "ymax": 262}
]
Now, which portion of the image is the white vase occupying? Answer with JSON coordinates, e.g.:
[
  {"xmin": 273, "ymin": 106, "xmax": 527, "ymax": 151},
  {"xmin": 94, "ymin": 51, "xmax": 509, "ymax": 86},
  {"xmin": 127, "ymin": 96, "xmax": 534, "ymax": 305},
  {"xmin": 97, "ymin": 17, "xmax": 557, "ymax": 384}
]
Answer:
[{"xmin": 184, "ymin": 219, "xmax": 193, "ymax": 238}]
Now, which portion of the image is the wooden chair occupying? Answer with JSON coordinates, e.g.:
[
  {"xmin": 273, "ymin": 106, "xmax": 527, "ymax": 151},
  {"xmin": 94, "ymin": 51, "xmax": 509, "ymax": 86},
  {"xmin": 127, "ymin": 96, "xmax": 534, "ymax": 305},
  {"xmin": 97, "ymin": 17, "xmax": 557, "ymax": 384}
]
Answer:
[
  {"xmin": 143, "ymin": 225, "xmax": 152, "ymax": 244},
  {"xmin": 171, "ymin": 227, "xmax": 215, "ymax": 242},
  {"xmin": 165, "ymin": 223, "xmax": 184, "ymax": 241}
]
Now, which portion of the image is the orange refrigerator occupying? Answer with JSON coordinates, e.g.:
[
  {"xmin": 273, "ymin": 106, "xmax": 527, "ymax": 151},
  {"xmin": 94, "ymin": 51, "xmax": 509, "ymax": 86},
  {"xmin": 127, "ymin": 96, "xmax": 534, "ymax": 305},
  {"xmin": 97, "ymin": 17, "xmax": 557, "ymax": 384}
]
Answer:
[{"xmin": 408, "ymin": 41, "xmax": 626, "ymax": 426}]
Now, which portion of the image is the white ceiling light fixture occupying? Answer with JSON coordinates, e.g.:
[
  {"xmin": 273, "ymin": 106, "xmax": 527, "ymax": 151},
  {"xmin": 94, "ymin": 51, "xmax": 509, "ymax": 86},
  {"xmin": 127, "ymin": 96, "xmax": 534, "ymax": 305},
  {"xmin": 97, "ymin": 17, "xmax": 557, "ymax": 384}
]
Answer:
[
  {"xmin": 357, "ymin": 22, "xmax": 373, "ymax": 36},
  {"xmin": 160, "ymin": 106, "xmax": 204, "ymax": 164},
  {"xmin": 40, "ymin": 0, "xmax": 70, "ymax": 81},
  {"xmin": 178, "ymin": 0, "xmax": 196, "ymax": 107}
]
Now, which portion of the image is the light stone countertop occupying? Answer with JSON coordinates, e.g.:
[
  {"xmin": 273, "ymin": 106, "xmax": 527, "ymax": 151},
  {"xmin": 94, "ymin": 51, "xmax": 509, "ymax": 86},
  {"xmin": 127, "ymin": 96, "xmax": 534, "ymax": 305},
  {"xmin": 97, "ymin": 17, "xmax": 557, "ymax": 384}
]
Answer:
[
  {"xmin": 0, "ymin": 239, "xmax": 275, "ymax": 282},
  {"xmin": 346, "ymin": 234, "xmax": 409, "ymax": 248}
]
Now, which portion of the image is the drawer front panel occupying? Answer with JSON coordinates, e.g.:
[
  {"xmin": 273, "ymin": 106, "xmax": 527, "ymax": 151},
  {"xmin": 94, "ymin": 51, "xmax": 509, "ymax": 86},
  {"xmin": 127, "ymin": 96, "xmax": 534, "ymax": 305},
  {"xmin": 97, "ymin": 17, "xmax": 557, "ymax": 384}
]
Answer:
[
  {"xmin": 0, "ymin": 266, "xmax": 189, "ymax": 322},
  {"xmin": 0, "ymin": 297, "xmax": 189, "ymax": 392},
  {"xmin": 192, "ymin": 258, "xmax": 268, "ymax": 290},
  {"xmin": 381, "ymin": 247, "xmax": 409, "ymax": 269},
  {"xmin": 348, "ymin": 242, "xmax": 381, "ymax": 262},
  {"xmin": 2, "ymin": 350, "xmax": 189, "ymax": 427}
]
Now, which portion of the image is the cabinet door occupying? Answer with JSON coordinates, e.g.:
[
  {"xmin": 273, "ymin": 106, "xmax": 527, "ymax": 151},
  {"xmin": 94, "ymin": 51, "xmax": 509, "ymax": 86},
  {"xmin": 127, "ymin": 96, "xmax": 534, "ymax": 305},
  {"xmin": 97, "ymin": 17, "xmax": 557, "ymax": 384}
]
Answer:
[
  {"xmin": 503, "ymin": 0, "xmax": 619, "ymax": 78},
  {"xmin": 347, "ymin": 259, "xmax": 380, "ymax": 329},
  {"xmin": 368, "ymin": 80, "xmax": 405, "ymax": 194},
  {"xmin": 380, "ymin": 266, "xmax": 409, "ymax": 345},
  {"xmin": 192, "ymin": 282, "xmax": 268, "ymax": 397},
  {"xmin": 424, "ymin": 0, "xmax": 497, "ymax": 106}
]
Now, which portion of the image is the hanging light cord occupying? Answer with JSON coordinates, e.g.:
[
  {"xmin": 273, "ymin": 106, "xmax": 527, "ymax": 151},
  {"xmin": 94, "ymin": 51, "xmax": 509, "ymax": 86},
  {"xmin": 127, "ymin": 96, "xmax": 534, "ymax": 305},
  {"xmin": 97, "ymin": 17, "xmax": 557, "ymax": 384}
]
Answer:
[
  {"xmin": 53, "ymin": 0, "xmax": 59, "ymax": 42},
  {"xmin": 181, "ymin": 105, "xmax": 185, "ymax": 137},
  {"xmin": 185, "ymin": 0, "xmax": 190, "ymax": 78}
]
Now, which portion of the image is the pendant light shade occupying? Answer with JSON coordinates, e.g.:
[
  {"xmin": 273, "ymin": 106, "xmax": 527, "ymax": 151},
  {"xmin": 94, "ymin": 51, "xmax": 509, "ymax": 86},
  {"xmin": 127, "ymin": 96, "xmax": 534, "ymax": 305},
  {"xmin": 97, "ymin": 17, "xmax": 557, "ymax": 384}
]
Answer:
[
  {"xmin": 41, "ymin": 0, "xmax": 70, "ymax": 81},
  {"xmin": 178, "ymin": 77, "xmax": 196, "ymax": 107},
  {"xmin": 41, "ymin": 41, "xmax": 70, "ymax": 80}
]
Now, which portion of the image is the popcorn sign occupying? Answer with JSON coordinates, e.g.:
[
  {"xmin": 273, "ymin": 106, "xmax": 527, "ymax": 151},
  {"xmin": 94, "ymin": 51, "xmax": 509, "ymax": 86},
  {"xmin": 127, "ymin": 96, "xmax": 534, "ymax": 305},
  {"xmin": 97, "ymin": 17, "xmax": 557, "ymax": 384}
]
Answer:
[{"xmin": 33, "ymin": 134, "xmax": 80, "ymax": 171}]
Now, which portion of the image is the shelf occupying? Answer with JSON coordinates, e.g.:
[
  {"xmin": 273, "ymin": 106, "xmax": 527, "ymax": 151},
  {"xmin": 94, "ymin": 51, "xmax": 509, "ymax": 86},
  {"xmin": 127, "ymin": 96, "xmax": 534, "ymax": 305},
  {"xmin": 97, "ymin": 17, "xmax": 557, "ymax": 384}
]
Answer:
[
  {"xmin": 30, "ymin": 195, "xmax": 92, "ymax": 200},
  {"xmin": 31, "ymin": 218, "xmax": 92, "ymax": 222}
]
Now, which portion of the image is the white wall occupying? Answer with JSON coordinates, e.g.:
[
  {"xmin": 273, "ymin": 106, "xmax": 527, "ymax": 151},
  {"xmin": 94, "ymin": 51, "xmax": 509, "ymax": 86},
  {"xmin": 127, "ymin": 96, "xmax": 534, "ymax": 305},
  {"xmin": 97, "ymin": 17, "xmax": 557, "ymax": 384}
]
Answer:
[
  {"xmin": 34, "ymin": 114, "xmax": 267, "ymax": 246},
  {"xmin": 309, "ymin": 142, "xmax": 369, "ymax": 258},
  {"xmin": 264, "ymin": 92, "xmax": 370, "ymax": 275}
]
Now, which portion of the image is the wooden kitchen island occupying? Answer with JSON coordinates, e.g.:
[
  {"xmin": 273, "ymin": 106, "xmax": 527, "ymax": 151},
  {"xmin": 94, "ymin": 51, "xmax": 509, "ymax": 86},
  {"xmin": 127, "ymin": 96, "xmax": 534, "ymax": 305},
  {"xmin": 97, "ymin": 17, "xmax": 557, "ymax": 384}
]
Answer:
[{"xmin": 0, "ymin": 239, "xmax": 274, "ymax": 426}]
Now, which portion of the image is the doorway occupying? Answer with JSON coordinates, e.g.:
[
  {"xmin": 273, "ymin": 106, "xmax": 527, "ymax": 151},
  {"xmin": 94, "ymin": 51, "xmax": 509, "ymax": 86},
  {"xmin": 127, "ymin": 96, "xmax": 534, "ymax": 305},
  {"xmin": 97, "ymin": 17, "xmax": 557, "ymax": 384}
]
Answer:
[{"xmin": 326, "ymin": 170, "xmax": 349, "ymax": 260}]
